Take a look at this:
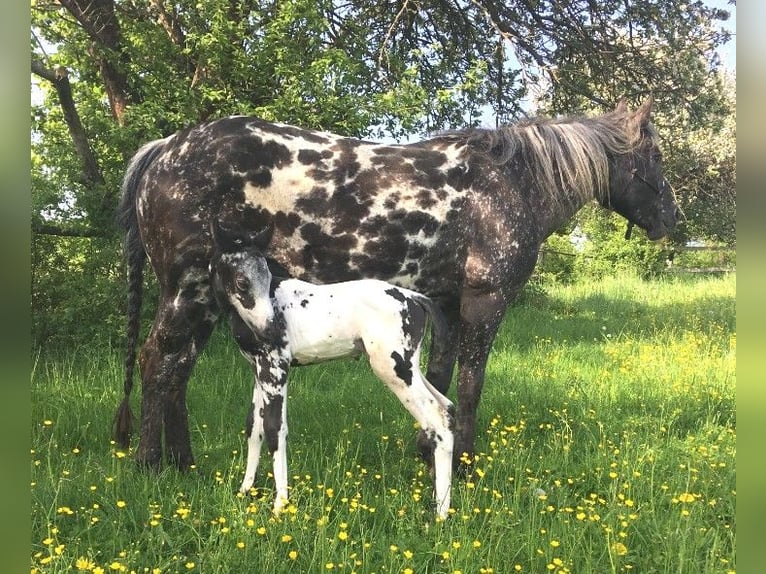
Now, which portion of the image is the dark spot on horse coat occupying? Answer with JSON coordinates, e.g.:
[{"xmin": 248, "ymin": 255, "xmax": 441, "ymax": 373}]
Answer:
[
  {"xmin": 385, "ymin": 287, "xmax": 407, "ymax": 303},
  {"xmin": 273, "ymin": 211, "xmax": 301, "ymax": 236},
  {"xmin": 297, "ymin": 148, "xmax": 333, "ymax": 164},
  {"xmin": 405, "ymin": 262, "xmax": 419, "ymax": 274},
  {"xmin": 247, "ymin": 168, "xmax": 272, "ymax": 188},
  {"xmin": 446, "ymin": 164, "xmax": 473, "ymax": 191},
  {"xmin": 416, "ymin": 189, "xmax": 437, "ymax": 209},
  {"xmin": 263, "ymin": 392, "xmax": 284, "ymax": 454},
  {"xmin": 358, "ymin": 215, "xmax": 388, "ymax": 236},
  {"xmin": 332, "ymin": 140, "xmax": 362, "ymax": 184},
  {"xmin": 245, "ymin": 403, "xmax": 255, "ymax": 438},
  {"xmin": 226, "ymin": 136, "xmax": 292, "ymax": 175},
  {"xmin": 398, "ymin": 210, "xmax": 440, "ymax": 236},
  {"xmin": 383, "ymin": 193, "xmax": 401, "ymax": 210},
  {"xmin": 328, "ymin": 188, "xmax": 372, "ymax": 233},
  {"xmin": 295, "ymin": 187, "xmax": 329, "ymax": 216},
  {"xmin": 271, "ymin": 123, "xmax": 332, "ymax": 144},
  {"xmin": 298, "ymin": 223, "xmax": 360, "ymax": 280},
  {"xmin": 355, "ymin": 233, "xmax": 408, "ymax": 277},
  {"xmin": 391, "ymin": 350, "xmax": 414, "ymax": 386}
]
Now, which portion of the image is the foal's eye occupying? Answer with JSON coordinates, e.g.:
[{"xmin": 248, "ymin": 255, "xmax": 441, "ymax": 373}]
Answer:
[{"xmin": 235, "ymin": 274, "xmax": 250, "ymax": 293}]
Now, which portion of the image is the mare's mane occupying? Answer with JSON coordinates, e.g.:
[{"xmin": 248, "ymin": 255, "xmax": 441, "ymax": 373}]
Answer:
[{"xmin": 438, "ymin": 109, "xmax": 657, "ymax": 210}]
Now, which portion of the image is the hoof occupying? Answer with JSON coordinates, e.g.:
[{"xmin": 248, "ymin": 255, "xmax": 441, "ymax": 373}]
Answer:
[
  {"xmin": 167, "ymin": 452, "xmax": 196, "ymax": 471},
  {"xmin": 134, "ymin": 448, "xmax": 164, "ymax": 472}
]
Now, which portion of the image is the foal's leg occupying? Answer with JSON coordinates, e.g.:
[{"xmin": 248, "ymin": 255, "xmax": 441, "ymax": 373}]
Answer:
[
  {"xmin": 253, "ymin": 351, "xmax": 290, "ymax": 514},
  {"xmin": 240, "ymin": 375, "xmax": 266, "ymax": 494},
  {"xmin": 266, "ymin": 377, "xmax": 289, "ymax": 514},
  {"xmin": 368, "ymin": 348, "xmax": 454, "ymax": 519}
]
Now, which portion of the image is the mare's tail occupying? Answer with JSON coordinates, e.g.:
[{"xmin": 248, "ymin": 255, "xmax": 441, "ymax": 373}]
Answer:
[{"xmin": 112, "ymin": 138, "xmax": 169, "ymax": 449}]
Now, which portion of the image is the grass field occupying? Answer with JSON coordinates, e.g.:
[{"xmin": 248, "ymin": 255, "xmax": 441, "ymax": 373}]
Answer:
[{"xmin": 30, "ymin": 272, "xmax": 735, "ymax": 574}]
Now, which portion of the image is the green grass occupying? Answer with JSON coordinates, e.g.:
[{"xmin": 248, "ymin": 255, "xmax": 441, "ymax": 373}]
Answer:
[{"xmin": 31, "ymin": 272, "xmax": 735, "ymax": 574}]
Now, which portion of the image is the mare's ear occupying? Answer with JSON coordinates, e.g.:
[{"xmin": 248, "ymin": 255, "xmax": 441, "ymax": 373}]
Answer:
[
  {"xmin": 633, "ymin": 97, "xmax": 654, "ymax": 125},
  {"xmin": 614, "ymin": 98, "xmax": 629, "ymax": 114},
  {"xmin": 624, "ymin": 97, "xmax": 654, "ymax": 141}
]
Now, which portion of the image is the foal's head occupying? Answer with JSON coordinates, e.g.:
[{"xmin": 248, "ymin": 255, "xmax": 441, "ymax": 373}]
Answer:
[{"xmin": 209, "ymin": 223, "xmax": 280, "ymax": 343}]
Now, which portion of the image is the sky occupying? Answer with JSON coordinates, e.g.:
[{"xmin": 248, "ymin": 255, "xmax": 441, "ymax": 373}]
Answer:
[{"xmin": 708, "ymin": 0, "xmax": 736, "ymax": 71}]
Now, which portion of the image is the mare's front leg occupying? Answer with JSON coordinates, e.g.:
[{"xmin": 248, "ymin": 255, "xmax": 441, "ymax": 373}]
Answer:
[{"xmin": 453, "ymin": 288, "xmax": 507, "ymax": 472}]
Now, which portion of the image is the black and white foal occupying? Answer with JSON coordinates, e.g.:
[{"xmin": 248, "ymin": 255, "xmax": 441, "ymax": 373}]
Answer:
[{"xmin": 210, "ymin": 242, "xmax": 455, "ymax": 519}]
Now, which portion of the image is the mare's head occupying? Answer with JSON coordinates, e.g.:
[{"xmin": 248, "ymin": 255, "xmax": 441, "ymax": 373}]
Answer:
[
  {"xmin": 209, "ymin": 223, "xmax": 281, "ymax": 343},
  {"xmin": 603, "ymin": 98, "xmax": 680, "ymax": 240}
]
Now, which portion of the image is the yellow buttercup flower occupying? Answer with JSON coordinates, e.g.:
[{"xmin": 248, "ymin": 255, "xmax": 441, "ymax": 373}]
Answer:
[
  {"xmin": 75, "ymin": 556, "xmax": 95, "ymax": 571},
  {"xmin": 611, "ymin": 542, "xmax": 628, "ymax": 556}
]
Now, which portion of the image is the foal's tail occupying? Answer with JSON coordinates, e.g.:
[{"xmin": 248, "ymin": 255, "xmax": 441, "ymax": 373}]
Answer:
[
  {"xmin": 112, "ymin": 138, "xmax": 169, "ymax": 449},
  {"xmin": 411, "ymin": 293, "xmax": 449, "ymax": 352}
]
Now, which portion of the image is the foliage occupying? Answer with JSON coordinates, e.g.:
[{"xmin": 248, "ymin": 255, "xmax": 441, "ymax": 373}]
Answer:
[
  {"xmin": 31, "ymin": 273, "xmax": 736, "ymax": 573},
  {"xmin": 663, "ymin": 74, "xmax": 737, "ymax": 245},
  {"xmin": 536, "ymin": 205, "xmax": 671, "ymax": 283},
  {"xmin": 30, "ymin": 0, "xmax": 735, "ymax": 349}
]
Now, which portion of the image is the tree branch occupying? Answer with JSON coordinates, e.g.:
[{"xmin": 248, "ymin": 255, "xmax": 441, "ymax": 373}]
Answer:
[
  {"xmin": 31, "ymin": 61, "xmax": 105, "ymax": 190},
  {"xmin": 149, "ymin": 0, "xmax": 185, "ymax": 46},
  {"xmin": 59, "ymin": 0, "xmax": 132, "ymax": 123},
  {"xmin": 32, "ymin": 223, "xmax": 106, "ymax": 239}
]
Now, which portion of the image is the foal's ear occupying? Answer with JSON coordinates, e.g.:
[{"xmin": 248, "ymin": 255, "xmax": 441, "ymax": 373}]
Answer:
[
  {"xmin": 210, "ymin": 219, "xmax": 239, "ymax": 253},
  {"xmin": 210, "ymin": 219, "xmax": 273, "ymax": 253}
]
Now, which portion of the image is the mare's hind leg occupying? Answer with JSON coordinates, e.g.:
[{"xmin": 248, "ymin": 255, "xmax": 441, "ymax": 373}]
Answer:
[
  {"xmin": 419, "ymin": 300, "xmax": 459, "ymax": 467},
  {"xmin": 425, "ymin": 300, "xmax": 460, "ymax": 395},
  {"xmin": 137, "ymin": 276, "xmax": 216, "ymax": 469}
]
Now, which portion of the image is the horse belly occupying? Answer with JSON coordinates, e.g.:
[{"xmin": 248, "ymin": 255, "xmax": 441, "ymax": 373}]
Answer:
[{"xmin": 285, "ymin": 324, "xmax": 361, "ymax": 365}]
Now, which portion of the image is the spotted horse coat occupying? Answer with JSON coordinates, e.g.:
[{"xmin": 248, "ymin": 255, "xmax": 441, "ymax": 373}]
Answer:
[{"xmin": 113, "ymin": 98, "xmax": 680, "ymax": 472}]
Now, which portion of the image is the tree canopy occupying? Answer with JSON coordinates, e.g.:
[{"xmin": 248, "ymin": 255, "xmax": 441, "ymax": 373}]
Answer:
[{"xmin": 30, "ymin": 0, "xmax": 735, "ymax": 347}]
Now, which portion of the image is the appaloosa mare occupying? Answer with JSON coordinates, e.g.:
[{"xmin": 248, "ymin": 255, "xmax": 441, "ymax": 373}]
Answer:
[{"xmin": 114, "ymin": 98, "xmax": 679, "ymax": 471}]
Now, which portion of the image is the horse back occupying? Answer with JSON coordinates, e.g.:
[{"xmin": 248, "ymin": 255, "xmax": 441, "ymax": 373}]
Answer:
[{"xmin": 134, "ymin": 116, "xmax": 483, "ymax": 297}]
